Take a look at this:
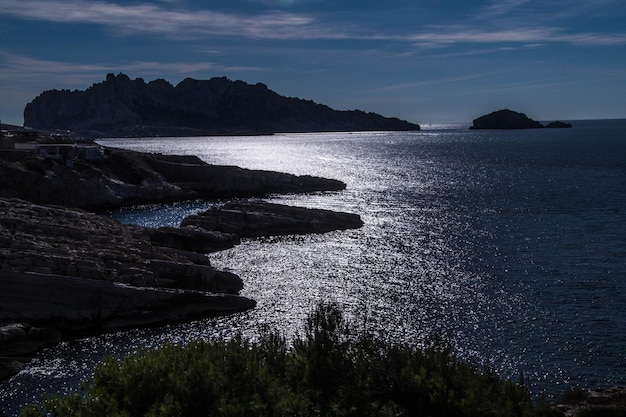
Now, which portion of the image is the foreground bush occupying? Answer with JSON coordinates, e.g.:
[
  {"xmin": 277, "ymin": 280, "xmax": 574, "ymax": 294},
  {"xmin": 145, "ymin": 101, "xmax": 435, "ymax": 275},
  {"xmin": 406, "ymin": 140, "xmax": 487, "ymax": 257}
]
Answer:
[{"xmin": 21, "ymin": 303, "xmax": 558, "ymax": 417}]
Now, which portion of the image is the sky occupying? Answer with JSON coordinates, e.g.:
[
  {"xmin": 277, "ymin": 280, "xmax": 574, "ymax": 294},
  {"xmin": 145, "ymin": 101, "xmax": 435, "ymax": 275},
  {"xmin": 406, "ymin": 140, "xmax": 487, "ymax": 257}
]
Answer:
[{"xmin": 1, "ymin": 0, "xmax": 625, "ymax": 126}]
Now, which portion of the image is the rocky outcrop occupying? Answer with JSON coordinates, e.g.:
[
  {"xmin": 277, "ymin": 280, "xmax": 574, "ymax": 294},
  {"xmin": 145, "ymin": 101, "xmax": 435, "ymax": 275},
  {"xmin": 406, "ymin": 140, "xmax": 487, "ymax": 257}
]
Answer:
[
  {"xmin": 24, "ymin": 73, "xmax": 420, "ymax": 137},
  {"xmin": 0, "ymin": 323, "xmax": 61, "ymax": 380},
  {"xmin": 0, "ymin": 197, "xmax": 257, "ymax": 379},
  {"xmin": 0, "ymin": 272, "xmax": 254, "ymax": 332},
  {"xmin": 470, "ymin": 109, "xmax": 574, "ymax": 130},
  {"xmin": 0, "ymin": 198, "xmax": 249, "ymax": 294},
  {"xmin": 181, "ymin": 201, "xmax": 364, "ymax": 238},
  {"xmin": 0, "ymin": 147, "xmax": 346, "ymax": 210},
  {"xmin": 470, "ymin": 109, "xmax": 545, "ymax": 129},
  {"xmin": 554, "ymin": 386, "xmax": 626, "ymax": 416}
]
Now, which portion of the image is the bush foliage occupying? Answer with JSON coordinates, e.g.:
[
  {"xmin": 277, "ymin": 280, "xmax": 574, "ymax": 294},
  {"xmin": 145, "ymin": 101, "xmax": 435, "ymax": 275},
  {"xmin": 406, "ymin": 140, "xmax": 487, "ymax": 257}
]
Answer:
[{"xmin": 21, "ymin": 303, "xmax": 559, "ymax": 417}]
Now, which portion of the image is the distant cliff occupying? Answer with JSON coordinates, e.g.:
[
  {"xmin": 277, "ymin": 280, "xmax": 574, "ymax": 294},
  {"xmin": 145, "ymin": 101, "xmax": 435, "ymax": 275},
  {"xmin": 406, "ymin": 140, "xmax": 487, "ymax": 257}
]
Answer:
[{"xmin": 24, "ymin": 73, "xmax": 420, "ymax": 137}]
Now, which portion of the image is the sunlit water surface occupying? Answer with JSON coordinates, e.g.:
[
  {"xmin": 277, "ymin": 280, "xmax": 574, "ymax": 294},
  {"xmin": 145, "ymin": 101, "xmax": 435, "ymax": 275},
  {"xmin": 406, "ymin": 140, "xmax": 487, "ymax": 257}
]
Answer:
[{"xmin": 2, "ymin": 121, "xmax": 626, "ymax": 414}]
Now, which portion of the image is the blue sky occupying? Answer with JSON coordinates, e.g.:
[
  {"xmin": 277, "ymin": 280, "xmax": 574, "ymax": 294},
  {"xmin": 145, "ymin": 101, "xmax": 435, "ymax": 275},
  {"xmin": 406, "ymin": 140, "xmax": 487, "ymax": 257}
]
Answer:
[{"xmin": 1, "ymin": 0, "xmax": 625, "ymax": 126}]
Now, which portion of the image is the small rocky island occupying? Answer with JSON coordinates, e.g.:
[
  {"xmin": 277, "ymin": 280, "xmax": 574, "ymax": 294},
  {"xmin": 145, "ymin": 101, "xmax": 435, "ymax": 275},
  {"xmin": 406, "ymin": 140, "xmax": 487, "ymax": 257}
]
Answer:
[
  {"xmin": 24, "ymin": 73, "xmax": 420, "ymax": 137},
  {"xmin": 470, "ymin": 109, "xmax": 572, "ymax": 130},
  {"xmin": 0, "ymin": 130, "xmax": 364, "ymax": 380}
]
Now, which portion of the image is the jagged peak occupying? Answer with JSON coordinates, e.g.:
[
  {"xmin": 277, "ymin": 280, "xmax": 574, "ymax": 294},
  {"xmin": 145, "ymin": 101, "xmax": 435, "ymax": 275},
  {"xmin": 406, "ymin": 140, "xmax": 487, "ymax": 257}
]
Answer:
[{"xmin": 24, "ymin": 73, "xmax": 421, "ymax": 136}]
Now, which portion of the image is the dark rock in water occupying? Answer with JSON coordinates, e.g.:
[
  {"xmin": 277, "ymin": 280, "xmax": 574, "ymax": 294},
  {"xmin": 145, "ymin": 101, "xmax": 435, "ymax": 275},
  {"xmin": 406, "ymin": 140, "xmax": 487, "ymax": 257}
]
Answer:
[
  {"xmin": 0, "ymin": 147, "xmax": 346, "ymax": 210},
  {"xmin": 0, "ymin": 323, "xmax": 61, "ymax": 379},
  {"xmin": 470, "ymin": 109, "xmax": 545, "ymax": 129},
  {"xmin": 545, "ymin": 120, "xmax": 573, "ymax": 128},
  {"xmin": 181, "ymin": 200, "xmax": 364, "ymax": 238},
  {"xmin": 24, "ymin": 73, "xmax": 420, "ymax": 137}
]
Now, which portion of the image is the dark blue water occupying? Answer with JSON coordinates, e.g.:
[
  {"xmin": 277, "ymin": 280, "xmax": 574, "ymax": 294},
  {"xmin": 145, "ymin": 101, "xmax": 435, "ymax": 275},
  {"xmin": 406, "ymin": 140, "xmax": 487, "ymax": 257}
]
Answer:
[{"xmin": 2, "ymin": 120, "xmax": 625, "ymax": 415}]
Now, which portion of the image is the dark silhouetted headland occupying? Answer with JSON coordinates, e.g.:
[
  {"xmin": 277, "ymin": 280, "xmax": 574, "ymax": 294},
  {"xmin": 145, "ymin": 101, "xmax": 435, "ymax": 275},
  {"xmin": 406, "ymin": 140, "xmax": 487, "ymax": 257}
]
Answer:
[{"xmin": 23, "ymin": 73, "xmax": 420, "ymax": 137}]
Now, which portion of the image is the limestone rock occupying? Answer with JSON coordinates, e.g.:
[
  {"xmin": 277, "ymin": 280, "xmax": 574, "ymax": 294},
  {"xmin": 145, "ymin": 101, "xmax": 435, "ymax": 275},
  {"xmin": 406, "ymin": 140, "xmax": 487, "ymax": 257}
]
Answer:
[
  {"xmin": 0, "ymin": 271, "xmax": 254, "ymax": 332},
  {"xmin": 0, "ymin": 198, "xmax": 244, "ymax": 294},
  {"xmin": 24, "ymin": 73, "xmax": 420, "ymax": 137},
  {"xmin": 0, "ymin": 147, "xmax": 346, "ymax": 210},
  {"xmin": 181, "ymin": 200, "xmax": 364, "ymax": 238},
  {"xmin": 0, "ymin": 197, "xmax": 257, "ymax": 380}
]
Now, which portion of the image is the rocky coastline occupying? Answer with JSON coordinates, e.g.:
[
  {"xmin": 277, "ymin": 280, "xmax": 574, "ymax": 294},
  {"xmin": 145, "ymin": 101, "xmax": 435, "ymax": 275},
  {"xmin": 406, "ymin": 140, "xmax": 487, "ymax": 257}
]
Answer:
[
  {"xmin": 0, "ymin": 146, "xmax": 346, "ymax": 210},
  {"xmin": 0, "ymin": 139, "xmax": 363, "ymax": 382}
]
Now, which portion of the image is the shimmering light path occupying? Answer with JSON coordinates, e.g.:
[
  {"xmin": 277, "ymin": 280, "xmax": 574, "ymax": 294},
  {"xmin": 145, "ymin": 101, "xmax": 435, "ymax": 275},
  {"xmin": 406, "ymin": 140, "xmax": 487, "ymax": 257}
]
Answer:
[{"xmin": 2, "ymin": 122, "xmax": 625, "ymax": 415}]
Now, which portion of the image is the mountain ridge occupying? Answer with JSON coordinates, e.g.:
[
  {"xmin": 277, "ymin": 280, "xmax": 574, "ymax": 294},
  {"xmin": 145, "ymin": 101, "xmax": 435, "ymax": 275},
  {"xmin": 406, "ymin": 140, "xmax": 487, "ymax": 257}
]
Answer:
[{"xmin": 23, "ymin": 73, "xmax": 420, "ymax": 137}]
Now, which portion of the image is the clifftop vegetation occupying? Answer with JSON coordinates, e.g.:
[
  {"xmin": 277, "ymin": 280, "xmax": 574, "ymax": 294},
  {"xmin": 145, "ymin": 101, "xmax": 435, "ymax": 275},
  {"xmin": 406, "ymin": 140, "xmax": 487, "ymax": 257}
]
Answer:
[{"xmin": 20, "ymin": 303, "xmax": 561, "ymax": 417}]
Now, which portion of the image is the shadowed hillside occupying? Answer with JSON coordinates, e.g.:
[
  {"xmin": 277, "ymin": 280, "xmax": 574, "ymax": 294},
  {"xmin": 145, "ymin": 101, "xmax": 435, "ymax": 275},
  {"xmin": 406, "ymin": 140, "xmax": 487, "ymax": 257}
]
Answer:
[{"xmin": 24, "ymin": 73, "xmax": 420, "ymax": 137}]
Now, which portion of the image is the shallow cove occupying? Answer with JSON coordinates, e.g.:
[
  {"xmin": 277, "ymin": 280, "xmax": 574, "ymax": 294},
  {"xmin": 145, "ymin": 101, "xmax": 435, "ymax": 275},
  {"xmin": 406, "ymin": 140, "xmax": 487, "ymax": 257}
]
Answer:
[{"xmin": 2, "ymin": 123, "xmax": 626, "ymax": 415}]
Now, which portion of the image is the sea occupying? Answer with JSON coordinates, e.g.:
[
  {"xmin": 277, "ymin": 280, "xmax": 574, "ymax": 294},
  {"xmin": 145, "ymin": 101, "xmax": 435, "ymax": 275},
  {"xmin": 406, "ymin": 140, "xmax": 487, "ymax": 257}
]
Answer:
[{"xmin": 2, "ymin": 120, "xmax": 626, "ymax": 415}]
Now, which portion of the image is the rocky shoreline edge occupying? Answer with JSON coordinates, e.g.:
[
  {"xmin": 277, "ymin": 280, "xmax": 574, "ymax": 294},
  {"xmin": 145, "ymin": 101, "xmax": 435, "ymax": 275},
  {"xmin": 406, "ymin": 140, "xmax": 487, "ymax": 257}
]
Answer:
[{"xmin": 0, "ymin": 142, "xmax": 364, "ymax": 383}]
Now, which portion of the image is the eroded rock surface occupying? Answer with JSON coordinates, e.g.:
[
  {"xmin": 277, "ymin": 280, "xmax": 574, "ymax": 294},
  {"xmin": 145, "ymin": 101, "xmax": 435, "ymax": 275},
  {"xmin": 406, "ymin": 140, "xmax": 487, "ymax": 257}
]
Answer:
[
  {"xmin": 0, "ymin": 147, "xmax": 346, "ymax": 210},
  {"xmin": 181, "ymin": 200, "xmax": 364, "ymax": 238},
  {"xmin": 0, "ymin": 198, "xmax": 245, "ymax": 292},
  {"xmin": 0, "ymin": 197, "xmax": 257, "ymax": 379}
]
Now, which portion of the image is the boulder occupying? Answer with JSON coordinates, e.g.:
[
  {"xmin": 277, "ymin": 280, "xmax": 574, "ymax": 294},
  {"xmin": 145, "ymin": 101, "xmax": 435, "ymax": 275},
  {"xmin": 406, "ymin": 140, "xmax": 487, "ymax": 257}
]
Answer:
[
  {"xmin": 470, "ymin": 109, "xmax": 544, "ymax": 129},
  {"xmin": 181, "ymin": 201, "xmax": 364, "ymax": 238},
  {"xmin": 0, "ymin": 323, "xmax": 62, "ymax": 380}
]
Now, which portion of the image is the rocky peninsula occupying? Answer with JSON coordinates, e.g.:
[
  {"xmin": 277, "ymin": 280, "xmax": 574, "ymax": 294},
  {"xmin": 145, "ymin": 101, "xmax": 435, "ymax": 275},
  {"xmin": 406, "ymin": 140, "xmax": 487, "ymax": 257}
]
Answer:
[
  {"xmin": 24, "ymin": 73, "xmax": 420, "ymax": 137},
  {"xmin": 0, "ymin": 146, "xmax": 345, "ymax": 210},
  {"xmin": 182, "ymin": 201, "xmax": 364, "ymax": 238},
  {"xmin": 471, "ymin": 109, "xmax": 572, "ymax": 129}
]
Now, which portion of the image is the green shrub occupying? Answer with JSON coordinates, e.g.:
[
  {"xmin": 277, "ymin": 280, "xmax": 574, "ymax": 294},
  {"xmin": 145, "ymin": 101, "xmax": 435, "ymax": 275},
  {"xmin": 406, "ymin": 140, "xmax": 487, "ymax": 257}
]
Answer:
[{"xmin": 21, "ymin": 303, "xmax": 554, "ymax": 417}]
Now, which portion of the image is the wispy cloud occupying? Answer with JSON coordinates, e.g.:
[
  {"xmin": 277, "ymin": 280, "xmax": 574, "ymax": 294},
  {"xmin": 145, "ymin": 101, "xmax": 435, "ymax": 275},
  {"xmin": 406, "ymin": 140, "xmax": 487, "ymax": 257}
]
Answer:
[
  {"xmin": 480, "ymin": 0, "xmax": 532, "ymax": 18},
  {"xmin": 1, "ymin": 0, "xmax": 624, "ymax": 47},
  {"xmin": 403, "ymin": 25, "xmax": 626, "ymax": 47},
  {"xmin": 0, "ymin": 0, "xmax": 342, "ymax": 40}
]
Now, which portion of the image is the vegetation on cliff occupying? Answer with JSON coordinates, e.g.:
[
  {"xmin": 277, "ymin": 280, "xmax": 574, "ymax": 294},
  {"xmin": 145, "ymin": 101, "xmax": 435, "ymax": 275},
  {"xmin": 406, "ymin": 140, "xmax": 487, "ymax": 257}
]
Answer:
[{"xmin": 20, "ymin": 303, "xmax": 560, "ymax": 417}]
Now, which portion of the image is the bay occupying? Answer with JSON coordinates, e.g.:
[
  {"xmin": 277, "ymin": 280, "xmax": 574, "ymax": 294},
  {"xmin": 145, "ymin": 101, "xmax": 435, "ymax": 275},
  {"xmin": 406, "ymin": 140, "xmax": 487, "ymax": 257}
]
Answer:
[{"xmin": 2, "ymin": 120, "xmax": 626, "ymax": 415}]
